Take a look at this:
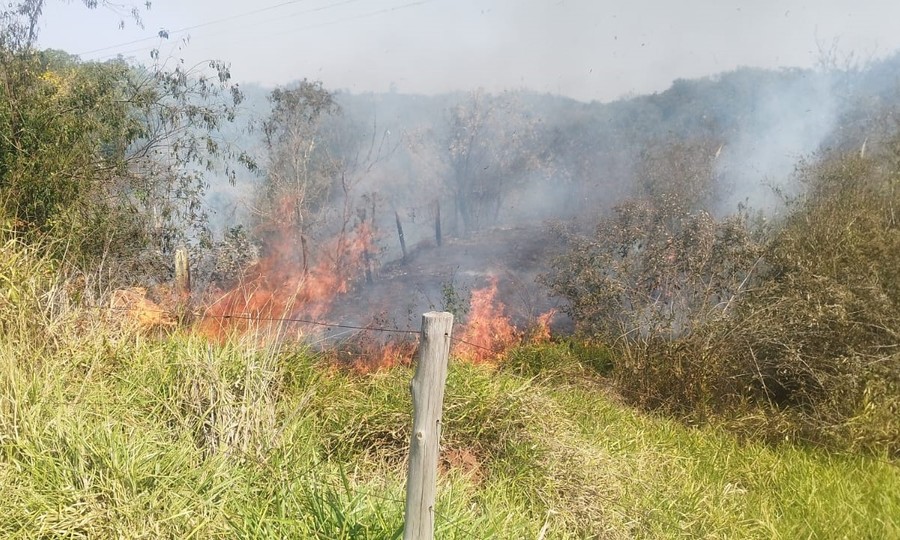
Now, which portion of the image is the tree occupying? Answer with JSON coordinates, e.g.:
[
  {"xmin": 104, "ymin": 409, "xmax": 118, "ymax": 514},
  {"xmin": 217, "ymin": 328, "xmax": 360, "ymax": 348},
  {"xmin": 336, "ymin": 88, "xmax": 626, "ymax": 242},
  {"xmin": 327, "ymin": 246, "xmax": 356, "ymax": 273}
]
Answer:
[
  {"xmin": 540, "ymin": 138, "xmax": 755, "ymax": 339},
  {"xmin": 120, "ymin": 55, "xmax": 255, "ymax": 255},
  {"xmin": 444, "ymin": 89, "xmax": 542, "ymax": 234},
  {"xmin": 634, "ymin": 138, "xmax": 722, "ymax": 217},
  {"xmin": 258, "ymin": 80, "xmax": 341, "ymax": 272},
  {"xmin": 0, "ymin": 1, "xmax": 255, "ymax": 272},
  {"xmin": 257, "ymin": 81, "xmax": 402, "ymax": 277}
]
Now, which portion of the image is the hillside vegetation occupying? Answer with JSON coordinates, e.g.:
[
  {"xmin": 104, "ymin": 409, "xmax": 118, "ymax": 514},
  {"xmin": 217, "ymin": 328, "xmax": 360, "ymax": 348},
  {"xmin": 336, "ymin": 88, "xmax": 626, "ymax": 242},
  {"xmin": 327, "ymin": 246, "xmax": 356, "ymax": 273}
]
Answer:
[
  {"xmin": 542, "ymin": 145, "xmax": 900, "ymax": 456},
  {"xmin": 0, "ymin": 245, "xmax": 897, "ymax": 537},
  {"xmin": 1, "ymin": 2, "xmax": 899, "ymax": 537}
]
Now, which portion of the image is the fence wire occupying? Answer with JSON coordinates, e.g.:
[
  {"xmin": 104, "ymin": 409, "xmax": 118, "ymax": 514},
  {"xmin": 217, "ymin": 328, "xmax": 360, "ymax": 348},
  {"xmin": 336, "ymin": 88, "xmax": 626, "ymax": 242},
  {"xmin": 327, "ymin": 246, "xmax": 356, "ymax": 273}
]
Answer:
[{"xmin": 91, "ymin": 303, "xmax": 497, "ymax": 354}]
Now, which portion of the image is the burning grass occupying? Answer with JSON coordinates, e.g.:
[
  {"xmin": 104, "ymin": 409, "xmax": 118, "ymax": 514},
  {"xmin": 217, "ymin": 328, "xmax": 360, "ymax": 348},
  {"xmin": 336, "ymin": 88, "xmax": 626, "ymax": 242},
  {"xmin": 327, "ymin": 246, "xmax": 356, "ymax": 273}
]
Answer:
[
  {"xmin": 326, "ymin": 334, "xmax": 420, "ymax": 373},
  {"xmin": 195, "ymin": 261, "xmax": 555, "ymax": 369},
  {"xmin": 197, "ymin": 224, "xmax": 375, "ymax": 340},
  {"xmin": 2, "ymin": 311, "xmax": 896, "ymax": 538},
  {"xmin": 0, "ymin": 227, "xmax": 895, "ymax": 537},
  {"xmin": 527, "ymin": 308, "xmax": 556, "ymax": 344},
  {"xmin": 453, "ymin": 278, "xmax": 560, "ymax": 364},
  {"xmin": 109, "ymin": 287, "xmax": 176, "ymax": 330},
  {"xmin": 452, "ymin": 278, "xmax": 520, "ymax": 362}
]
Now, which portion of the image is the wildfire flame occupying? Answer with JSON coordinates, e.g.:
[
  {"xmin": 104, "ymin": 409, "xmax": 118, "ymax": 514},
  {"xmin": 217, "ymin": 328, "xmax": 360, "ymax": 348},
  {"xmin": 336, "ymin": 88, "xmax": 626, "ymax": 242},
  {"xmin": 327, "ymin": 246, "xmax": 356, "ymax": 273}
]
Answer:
[
  {"xmin": 529, "ymin": 308, "xmax": 557, "ymax": 343},
  {"xmin": 350, "ymin": 337, "xmax": 419, "ymax": 372},
  {"xmin": 454, "ymin": 277, "xmax": 521, "ymax": 362},
  {"xmin": 188, "ymin": 203, "xmax": 556, "ymax": 368},
  {"xmin": 110, "ymin": 287, "xmax": 175, "ymax": 329},
  {"xmin": 197, "ymin": 222, "xmax": 375, "ymax": 340}
]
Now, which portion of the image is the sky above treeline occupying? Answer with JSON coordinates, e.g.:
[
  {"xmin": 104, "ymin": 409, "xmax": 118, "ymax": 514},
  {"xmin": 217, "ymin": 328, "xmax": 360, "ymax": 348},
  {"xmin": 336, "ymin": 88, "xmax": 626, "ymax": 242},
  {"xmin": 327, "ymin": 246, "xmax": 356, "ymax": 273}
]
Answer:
[{"xmin": 36, "ymin": 0, "xmax": 900, "ymax": 103}]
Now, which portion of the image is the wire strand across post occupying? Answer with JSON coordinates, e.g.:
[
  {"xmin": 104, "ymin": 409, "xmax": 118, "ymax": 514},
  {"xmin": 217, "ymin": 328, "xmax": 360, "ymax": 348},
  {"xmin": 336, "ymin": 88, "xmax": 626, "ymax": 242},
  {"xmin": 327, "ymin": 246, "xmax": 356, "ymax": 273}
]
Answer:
[{"xmin": 403, "ymin": 311, "xmax": 453, "ymax": 540}]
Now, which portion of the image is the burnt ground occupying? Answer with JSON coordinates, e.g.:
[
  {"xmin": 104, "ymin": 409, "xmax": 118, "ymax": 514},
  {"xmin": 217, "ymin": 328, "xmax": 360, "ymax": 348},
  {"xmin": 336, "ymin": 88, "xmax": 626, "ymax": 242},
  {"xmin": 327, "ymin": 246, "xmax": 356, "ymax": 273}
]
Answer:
[{"xmin": 323, "ymin": 223, "xmax": 572, "ymax": 335}]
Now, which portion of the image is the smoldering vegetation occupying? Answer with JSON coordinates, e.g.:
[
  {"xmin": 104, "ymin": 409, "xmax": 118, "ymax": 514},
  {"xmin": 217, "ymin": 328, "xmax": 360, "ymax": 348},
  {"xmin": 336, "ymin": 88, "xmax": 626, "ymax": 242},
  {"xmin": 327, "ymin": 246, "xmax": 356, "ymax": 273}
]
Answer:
[
  {"xmin": 200, "ymin": 57, "xmax": 885, "ymax": 298},
  {"xmin": 5, "ymin": 4, "xmax": 900, "ymax": 537},
  {"xmin": 3, "ymin": 9, "xmax": 899, "ymax": 456},
  {"xmin": 194, "ymin": 54, "xmax": 900, "ymax": 455}
]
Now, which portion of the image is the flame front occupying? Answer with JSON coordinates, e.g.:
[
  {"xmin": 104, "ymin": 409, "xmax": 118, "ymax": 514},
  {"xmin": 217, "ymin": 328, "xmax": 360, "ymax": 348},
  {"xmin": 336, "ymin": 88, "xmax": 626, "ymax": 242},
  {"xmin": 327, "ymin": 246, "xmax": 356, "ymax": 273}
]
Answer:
[
  {"xmin": 530, "ymin": 308, "xmax": 557, "ymax": 343},
  {"xmin": 454, "ymin": 278, "xmax": 520, "ymax": 362},
  {"xmin": 110, "ymin": 287, "xmax": 175, "ymax": 329},
  {"xmin": 198, "ymin": 222, "xmax": 375, "ymax": 339}
]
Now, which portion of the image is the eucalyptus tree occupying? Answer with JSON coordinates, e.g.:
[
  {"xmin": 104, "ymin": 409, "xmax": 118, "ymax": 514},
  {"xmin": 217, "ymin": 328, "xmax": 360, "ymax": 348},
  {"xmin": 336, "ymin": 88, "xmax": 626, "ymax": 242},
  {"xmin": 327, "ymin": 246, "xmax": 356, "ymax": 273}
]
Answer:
[{"xmin": 0, "ymin": 0, "xmax": 255, "ymax": 272}]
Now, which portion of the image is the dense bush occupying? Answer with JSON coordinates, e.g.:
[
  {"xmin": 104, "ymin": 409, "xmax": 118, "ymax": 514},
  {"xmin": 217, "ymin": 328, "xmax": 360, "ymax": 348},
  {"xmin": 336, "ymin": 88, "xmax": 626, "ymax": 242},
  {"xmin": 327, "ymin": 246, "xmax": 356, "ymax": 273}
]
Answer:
[
  {"xmin": 0, "ymin": 2, "xmax": 254, "ymax": 282},
  {"xmin": 725, "ymin": 152, "xmax": 900, "ymax": 452},
  {"xmin": 544, "ymin": 142, "xmax": 899, "ymax": 455}
]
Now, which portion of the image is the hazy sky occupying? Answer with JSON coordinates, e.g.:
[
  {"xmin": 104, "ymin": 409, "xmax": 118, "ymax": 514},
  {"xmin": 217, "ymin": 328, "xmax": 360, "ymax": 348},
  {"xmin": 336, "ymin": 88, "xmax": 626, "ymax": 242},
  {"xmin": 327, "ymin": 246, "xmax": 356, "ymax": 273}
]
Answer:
[{"xmin": 36, "ymin": 0, "xmax": 900, "ymax": 102}]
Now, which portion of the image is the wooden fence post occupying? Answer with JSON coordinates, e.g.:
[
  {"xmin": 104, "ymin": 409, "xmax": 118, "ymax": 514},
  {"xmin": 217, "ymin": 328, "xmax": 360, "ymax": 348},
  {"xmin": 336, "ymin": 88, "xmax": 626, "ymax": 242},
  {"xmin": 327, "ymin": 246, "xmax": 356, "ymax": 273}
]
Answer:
[
  {"xmin": 174, "ymin": 246, "xmax": 191, "ymax": 297},
  {"xmin": 434, "ymin": 200, "xmax": 442, "ymax": 247},
  {"xmin": 395, "ymin": 210, "xmax": 408, "ymax": 262},
  {"xmin": 300, "ymin": 234, "xmax": 310, "ymax": 275},
  {"xmin": 403, "ymin": 311, "xmax": 454, "ymax": 540}
]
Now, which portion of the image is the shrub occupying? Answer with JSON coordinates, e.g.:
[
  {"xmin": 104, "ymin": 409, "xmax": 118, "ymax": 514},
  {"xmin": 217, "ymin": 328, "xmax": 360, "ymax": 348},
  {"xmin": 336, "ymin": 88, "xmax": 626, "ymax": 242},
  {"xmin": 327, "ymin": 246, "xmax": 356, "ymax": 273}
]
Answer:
[
  {"xmin": 543, "ymin": 142, "xmax": 899, "ymax": 455},
  {"xmin": 720, "ymin": 152, "xmax": 900, "ymax": 453}
]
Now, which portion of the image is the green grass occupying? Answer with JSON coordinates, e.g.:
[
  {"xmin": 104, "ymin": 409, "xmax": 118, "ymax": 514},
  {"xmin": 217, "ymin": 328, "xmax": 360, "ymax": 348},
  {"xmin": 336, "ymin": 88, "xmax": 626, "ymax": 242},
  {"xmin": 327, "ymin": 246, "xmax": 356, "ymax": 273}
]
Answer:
[
  {"xmin": 1, "ymin": 320, "xmax": 897, "ymax": 539},
  {"xmin": 0, "ymin": 235, "xmax": 895, "ymax": 538}
]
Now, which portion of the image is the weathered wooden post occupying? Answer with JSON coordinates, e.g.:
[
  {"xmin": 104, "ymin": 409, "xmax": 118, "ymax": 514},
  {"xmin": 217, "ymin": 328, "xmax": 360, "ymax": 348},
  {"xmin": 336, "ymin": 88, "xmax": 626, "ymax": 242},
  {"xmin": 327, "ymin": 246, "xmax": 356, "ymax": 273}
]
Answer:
[
  {"xmin": 174, "ymin": 246, "xmax": 192, "ymax": 324},
  {"xmin": 434, "ymin": 200, "xmax": 442, "ymax": 247},
  {"xmin": 174, "ymin": 246, "xmax": 191, "ymax": 297},
  {"xmin": 300, "ymin": 234, "xmax": 310, "ymax": 275},
  {"xmin": 395, "ymin": 210, "xmax": 408, "ymax": 262},
  {"xmin": 403, "ymin": 311, "xmax": 453, "ymax": 540}
]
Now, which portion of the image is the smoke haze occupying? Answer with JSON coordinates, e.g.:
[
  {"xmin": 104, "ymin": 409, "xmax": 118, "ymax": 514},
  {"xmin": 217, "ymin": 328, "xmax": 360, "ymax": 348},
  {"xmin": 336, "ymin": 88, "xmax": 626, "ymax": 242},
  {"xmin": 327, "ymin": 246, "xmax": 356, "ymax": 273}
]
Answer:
[
  {"xmin": 37, "ymin": 0, "xmax": 900, "ymax": 102},
  {"xmin": 30, "ymin": 0, "xmax": 900, "ymax": 337}
]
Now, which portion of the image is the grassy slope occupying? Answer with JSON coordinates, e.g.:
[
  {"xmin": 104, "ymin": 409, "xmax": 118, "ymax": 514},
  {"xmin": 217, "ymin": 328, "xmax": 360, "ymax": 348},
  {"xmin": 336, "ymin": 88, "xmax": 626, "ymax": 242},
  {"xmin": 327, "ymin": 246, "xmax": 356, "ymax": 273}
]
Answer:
[{"xmin": 0, "ymin": 322, "xmax": 897, "ymax": 539}]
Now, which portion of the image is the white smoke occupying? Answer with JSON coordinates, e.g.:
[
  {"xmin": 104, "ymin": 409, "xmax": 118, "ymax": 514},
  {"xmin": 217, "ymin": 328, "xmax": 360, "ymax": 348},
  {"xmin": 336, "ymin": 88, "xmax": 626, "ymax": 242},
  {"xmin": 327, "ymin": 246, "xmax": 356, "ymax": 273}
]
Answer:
[{"xmin": 714, "ymin": 69, "xmax": 838, "ymax": 215}]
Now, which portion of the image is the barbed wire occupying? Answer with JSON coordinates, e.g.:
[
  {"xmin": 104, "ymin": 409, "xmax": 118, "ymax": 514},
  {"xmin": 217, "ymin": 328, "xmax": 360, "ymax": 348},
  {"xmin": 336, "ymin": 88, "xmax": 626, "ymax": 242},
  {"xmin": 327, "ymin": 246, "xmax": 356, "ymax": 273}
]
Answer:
[
  {"xmin": 92, "ymin": 303, "xmax": 498, "ymax": 354},
  {"xmin": 433, "ymin": 508, "xmax": 482, "ymax": 539},
  {"xmin": 449, "ymin": 335, "xmax": 494, "ymax": 353},
  {"xmin": 92, "ymin": 303, "xmax": 419, "ymax": 336},
  {"xmin": 49, "ymin": 308, "xmax": 506, "ymax": 538},
  {"xmin": 210, "ymin": 312, "xmax": 419, "ymax": 335}
]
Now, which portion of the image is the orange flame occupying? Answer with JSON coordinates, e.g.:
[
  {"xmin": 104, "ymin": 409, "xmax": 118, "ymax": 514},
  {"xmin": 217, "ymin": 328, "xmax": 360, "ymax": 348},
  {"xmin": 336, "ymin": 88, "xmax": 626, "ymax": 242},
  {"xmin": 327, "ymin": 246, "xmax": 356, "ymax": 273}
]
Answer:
[
  {"xmin": 454, "ymin": 278, "xmax": 520, "ymax": 362},
  {"xmin": 110, "ymin": 287, "xmax": 176, "ymax": 329},
  {"xmin": 197, "ymin": 222, "xmax": 375, "ymax": 340},
  {"xmin": 529, "ymin": 308, "xmax": 557, "ymax": 343},
  {"xmin": 351, "ymin": 338, "xmax": 419, "ymax": 372}
]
